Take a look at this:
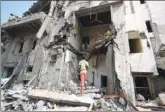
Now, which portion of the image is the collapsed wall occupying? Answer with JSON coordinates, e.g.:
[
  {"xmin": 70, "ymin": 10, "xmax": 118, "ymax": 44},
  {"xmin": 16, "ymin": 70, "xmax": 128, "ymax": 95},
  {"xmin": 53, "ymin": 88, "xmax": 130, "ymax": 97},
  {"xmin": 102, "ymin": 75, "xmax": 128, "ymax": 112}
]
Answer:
[
  {"xmin": 35, "ymin": 1, "xmax": 116, "ymax": 89},
  {"xmin": 1, "ymin": 0, "xmax": 135, "ymax": 101},
  {"xmin": 2, "ymin": 0, "xmax": 136, "ymax": 105},
  {"xmin": 32, "ymin": 0, "xmax": 136, "ymax": 104}
]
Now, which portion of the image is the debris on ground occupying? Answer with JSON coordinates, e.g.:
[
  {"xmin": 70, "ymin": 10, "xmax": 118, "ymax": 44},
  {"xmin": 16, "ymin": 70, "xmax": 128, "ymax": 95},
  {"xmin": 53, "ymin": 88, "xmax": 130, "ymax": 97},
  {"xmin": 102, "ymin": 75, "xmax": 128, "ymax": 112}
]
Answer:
[
  {"xmin": 136, "ymin": 94, "xmax": 145, "ymax": 101},
  {"xmin": 1, "ymin": 82, "xmax": 165, "ymax": 111},
  {"xmin": 0, "ymin": 83, "xmax": 135, "ymax": 111},
  {"xmin": 136, "ymin": 93, "xmax": 165, "ymax": 111},
  {"xmin": 158, "ymin": 92, "xmax": 165, "ymax": 105},
  {"xmin": 28, "ymin": 89, "xmax": 94, "ymax": 106}
]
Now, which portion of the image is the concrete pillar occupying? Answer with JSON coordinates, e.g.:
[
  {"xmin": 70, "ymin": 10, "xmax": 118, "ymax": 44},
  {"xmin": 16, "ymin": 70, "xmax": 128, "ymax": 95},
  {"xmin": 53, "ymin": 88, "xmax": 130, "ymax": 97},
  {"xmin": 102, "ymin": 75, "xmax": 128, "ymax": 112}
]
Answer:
[{"xmin": 106, "ymin": 45, "xmax": 115, "ymax": 94}]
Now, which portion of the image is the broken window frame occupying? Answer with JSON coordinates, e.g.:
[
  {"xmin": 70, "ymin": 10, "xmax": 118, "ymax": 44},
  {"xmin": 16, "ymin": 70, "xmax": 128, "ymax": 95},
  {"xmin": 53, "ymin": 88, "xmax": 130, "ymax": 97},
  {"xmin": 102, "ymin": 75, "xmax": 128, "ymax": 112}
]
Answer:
[{"xmin": 132, "ymin": 74, "xmax": 152, "ymax": 100}]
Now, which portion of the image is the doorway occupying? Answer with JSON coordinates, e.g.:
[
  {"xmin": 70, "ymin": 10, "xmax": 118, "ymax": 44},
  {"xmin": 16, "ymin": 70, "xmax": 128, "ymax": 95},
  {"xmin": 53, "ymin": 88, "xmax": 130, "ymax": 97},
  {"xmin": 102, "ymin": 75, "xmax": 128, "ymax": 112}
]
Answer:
[
  {"xmin": 134, "ymin": 76, "xmax": 151, "ymax": 100},
  {"xmin": 101, "ymin": 75, "xmax": 107, "ymax": 88}
]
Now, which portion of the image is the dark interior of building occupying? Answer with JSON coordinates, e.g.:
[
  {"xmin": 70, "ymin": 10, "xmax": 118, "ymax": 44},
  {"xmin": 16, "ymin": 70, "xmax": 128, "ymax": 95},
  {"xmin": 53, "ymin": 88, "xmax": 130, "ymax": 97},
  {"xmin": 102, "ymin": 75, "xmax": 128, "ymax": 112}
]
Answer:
[
  {"xmin": 77, "ymin": 5, "xmax": 112, "ymax": 56},
  {"xmin": 2, "ymin": 67, "xmax": 14, "ymax": 78},
  {"xmin": 78, "ymin": 11, "xmax": 111, "ymax": 27},
  {"xmin": 134, "ymin": 76, "xmax": 151, "ymax": 100}
]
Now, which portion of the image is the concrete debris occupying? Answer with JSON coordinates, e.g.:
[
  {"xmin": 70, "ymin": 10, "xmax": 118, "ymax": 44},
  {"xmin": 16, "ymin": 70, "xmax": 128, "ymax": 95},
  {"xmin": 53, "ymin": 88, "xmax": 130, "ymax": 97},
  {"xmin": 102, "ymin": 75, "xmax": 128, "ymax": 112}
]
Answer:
[
  {"xmin": 28, "ymin": 89, "xmax": 94, "ymax": 106},
  {"xmin": 4, "ymin": 83, "xmax": 165, "ymax": 111},
  {"xmin": 136, "ymin": 100, "xmax": 158, "ymax": 107},
  {"xmin": 88, "ymin": 93, "xmax": 101, "ymax": 99},
  {"xmin": 21, "ymin": 103, "xmax": 33, "ymax": 111},
  {"xmin": 92, "ymin": 98, "xmax": 125, "ymax": 111},
  {"xmin": 158, "ymin": 93, "xmax": 165, "ymax": 105},
  {"xmin": 36, "ymin": 100, "xmax": 45, "ymax": 109},
  {"xmin": 75, "ymin": 88, "xmax": 100, "ymax": 94},
  {"xmin": 1, "ymin": 83, "xmax": 138, "ymax": 111},
  {"xmin": 119, "ymin": 97, "xmax": 126, "ymax": 106},
  {"xmin": 1, "ymin": 78, "xmax": 10, "ymax": 86},
  {"xmin": 136, "ymin": 107, "xmax": 152, "ymax": 111},
  {"xmin": 47, "ymin": 102, "xmax": 53, "ymax": 109},
  {"xmin": 136, "ymin": 94, "xmax": 145, "ymax": 101},
  {"xmin": 144, "ymin": 101, "xmax": 158, "ymax": 106},
  {"xmin": 136, "ymin": 98, "xmax": 165, "ymax": 111},
  {"xmin": 1, "ymin": 0, "xmax": 165, "ymax": 111},
  {"xmin": 55, "ymin": 106, "xmax": 88, "ymax": 111}
]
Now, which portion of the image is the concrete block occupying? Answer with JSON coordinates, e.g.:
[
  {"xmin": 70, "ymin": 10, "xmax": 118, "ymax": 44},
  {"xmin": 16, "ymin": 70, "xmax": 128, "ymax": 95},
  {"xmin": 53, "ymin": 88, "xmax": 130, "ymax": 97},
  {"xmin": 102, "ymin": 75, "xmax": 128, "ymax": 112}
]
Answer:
[
  {"xmin": 28, "ymin": 89, "xmax": 94, "ymax": 106},
  {"xmin": 158, "ymin": 93, "xmax": 165, "ymax": 105}
]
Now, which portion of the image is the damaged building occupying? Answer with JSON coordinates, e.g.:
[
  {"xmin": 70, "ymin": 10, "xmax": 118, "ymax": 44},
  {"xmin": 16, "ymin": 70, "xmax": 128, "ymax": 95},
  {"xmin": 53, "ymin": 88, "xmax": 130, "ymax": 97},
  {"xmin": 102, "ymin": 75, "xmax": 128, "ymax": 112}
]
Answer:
[{"xmin": 1, "ymin": 0, "xmax": 165, "ymax": 110}]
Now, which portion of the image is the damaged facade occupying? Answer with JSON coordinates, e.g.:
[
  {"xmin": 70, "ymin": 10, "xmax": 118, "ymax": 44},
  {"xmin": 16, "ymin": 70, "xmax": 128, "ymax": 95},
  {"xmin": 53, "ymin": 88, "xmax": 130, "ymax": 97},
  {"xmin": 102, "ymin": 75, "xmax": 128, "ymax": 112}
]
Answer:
[{"xmin": 1, "ymin": 0, "xmax": 165, "ymax": 108}]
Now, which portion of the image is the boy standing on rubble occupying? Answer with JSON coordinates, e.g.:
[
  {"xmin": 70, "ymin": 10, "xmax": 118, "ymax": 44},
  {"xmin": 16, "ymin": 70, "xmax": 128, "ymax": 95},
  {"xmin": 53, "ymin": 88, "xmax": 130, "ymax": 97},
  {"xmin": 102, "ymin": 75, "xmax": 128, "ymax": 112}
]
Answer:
[{"xmin": 79, "ymin": 57, "xmax": 89, "ymax": 94}]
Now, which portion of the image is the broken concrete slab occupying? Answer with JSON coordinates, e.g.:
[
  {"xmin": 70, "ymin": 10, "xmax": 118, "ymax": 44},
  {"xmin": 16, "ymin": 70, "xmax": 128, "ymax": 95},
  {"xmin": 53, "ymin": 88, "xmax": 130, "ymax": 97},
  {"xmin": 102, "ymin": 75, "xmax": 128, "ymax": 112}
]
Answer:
[
  {"xmin": 28, "ymin": 89, "xmax": 94, "ymax": 106},
  {"xmin": 35, "ymin": 106, "xmax": 47, "ymax": 111},
  {"xmin": 47, "ymin": 102, "xmax": 53, "ymax": 109},
  {"xmin": 136, "ymin": 106, "xmax": 152, "ymax": 111},
  {"xmin": 21, "ymin": 103, "xmax": 33, "ymax": 111},
  {"xmin": 87, "ymin": 93, "xmax": 101, "ymax": 99},
  {"xmin": 12, "ymin": 94, "xmax": 28, "ymax": 101},
  {"xmin": 119, "ymin": 97, "xmax": 126, "ymax": 105},
  {"xmin": 1, "ymin": 78, "xmax": 10, "ymax": 86},
  {"xmin": 158, "ymin": 93, "xmax": 165, "ymax": 105},
  {"xmin": 136, "ymin": 94, "xmax": 145, "ymax": 101},
  {"xmin": 36, "ymin": 100, "xmax": 45, "ymax": 109},
  {"xmin": 75, "ymin": 88, "xmax": 100, "ymax": 94},
  {"xmin": 2, "ymin": 12, "xmax": 46, "ymax": 30},
  {"xmin": 3, "ymin": 101, "xmax": 17, "ymax": 107}
]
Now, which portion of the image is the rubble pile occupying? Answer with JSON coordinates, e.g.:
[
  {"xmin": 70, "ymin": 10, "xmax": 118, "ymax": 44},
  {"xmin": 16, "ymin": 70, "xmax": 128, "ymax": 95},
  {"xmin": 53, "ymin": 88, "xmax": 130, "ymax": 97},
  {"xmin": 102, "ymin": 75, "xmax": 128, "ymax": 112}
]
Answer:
[
  {"xmin": 93, "ymin": 98, "xmax": 125, "ymax": 111},
  {"xmin": 1, "ymin": 83, "xmax": 136, "ymax": 111},
  {"xmin": 1, "ymin": 83, "xmax": 29, "ymax": 111},
  {"xmin": 1, "ymin": 83, "xmax": 56, "ymax": 111},
  {"xmin": 2, "ymin": 83, "xmax": 165, "ymax": 111},
  {"xmin": 136, "ymin": 93, "xmax": 165, "ymax": 111}
]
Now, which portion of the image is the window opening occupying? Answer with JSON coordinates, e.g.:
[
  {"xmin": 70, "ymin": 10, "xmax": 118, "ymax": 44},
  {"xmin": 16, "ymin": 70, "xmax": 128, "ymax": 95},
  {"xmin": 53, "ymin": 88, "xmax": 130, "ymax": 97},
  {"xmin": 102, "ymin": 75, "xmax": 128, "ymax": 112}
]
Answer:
[
  {"xmin": 129, "ymin": 39, "xmax": 142, "ymax": 53},
  {"xmin": 26, "ymin": 66, "xmax": 33, "ymax": 72},
  {"xmin": 146, "ymin": 20, "xmax": 153, "ymax": 32}
]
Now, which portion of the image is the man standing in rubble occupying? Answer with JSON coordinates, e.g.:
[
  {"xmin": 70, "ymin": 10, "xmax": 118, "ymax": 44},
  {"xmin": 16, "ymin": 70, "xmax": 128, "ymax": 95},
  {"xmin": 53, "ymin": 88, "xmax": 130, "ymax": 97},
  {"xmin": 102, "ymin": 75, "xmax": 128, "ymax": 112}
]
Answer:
[{"xmin": 79, "ymin": 56, "xmax": 89, "ymax": 94}]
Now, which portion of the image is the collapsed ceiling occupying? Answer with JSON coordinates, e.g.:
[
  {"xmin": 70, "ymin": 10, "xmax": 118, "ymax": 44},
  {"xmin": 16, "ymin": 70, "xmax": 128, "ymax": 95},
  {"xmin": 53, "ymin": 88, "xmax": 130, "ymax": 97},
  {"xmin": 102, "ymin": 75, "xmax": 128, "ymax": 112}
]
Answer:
[{"xmin": 78, "ymin": 11, "xmax": 111, "ymax": 27}]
